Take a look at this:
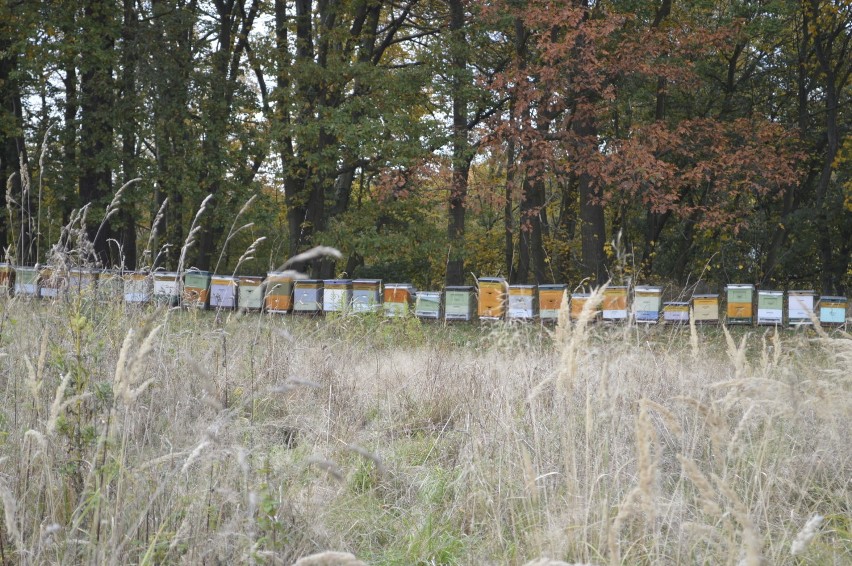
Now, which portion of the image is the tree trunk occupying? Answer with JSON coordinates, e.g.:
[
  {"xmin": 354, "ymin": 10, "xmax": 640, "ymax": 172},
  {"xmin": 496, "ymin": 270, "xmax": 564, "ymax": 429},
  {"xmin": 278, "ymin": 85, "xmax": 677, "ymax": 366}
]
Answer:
[
  {"xmin": 445, "ymin": 0, "xmax": 469, "ymax": 286},
  {"xmin": 0, "ymin": 30, "xmax": 32, "ymax": 263},
  {"xmin": 79, "ymin": 0, "xmax": 117, "ymax": 266}
]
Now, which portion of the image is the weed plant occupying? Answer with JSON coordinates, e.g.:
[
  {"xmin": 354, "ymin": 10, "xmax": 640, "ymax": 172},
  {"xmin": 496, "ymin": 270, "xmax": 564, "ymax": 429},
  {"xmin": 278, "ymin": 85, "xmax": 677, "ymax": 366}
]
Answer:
[{"xmin": 0, "ymin": 283, "xmax": 849, "ymax": 565}]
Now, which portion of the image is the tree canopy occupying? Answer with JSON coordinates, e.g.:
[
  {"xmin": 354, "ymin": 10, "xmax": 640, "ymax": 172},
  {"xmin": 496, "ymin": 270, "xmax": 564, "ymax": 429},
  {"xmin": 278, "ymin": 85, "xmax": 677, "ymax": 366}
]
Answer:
[{"xmin": 0, "ymin": 0, "xmax": 849, "ymax": 292}]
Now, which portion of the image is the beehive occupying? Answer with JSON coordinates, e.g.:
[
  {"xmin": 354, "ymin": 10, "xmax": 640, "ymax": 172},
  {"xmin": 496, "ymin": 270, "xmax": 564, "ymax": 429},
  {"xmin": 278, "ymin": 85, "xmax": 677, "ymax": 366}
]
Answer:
[
  {"xmin": 238, "ymin": 276, "xmax": 266, "ymax": 310},
  {"xmin": 39, "ymin": 267, "xmax": 66, "ymax": 299},
  {"xmin": 663, "ymin": 302, "xmax": 690, "ymax": 324},
  {"xmin": 124, "ymin": 272, "xmax": 151, "ymax": 303},
  {"xmin": 0, "ymin": 263, "xmax": 15, "ymax": 295},
  {"xmin": 757, "ymin": 290, "xmax": 783, "ymax": 325},
  {"xmin": 210, "ymin": 275, "xmax": 237, "ymax": 309},
  {"xmin": 570, "ymin": 293, "xmax": 592, "ymax": 321},
  {"xmin": 323, "ymin": 279, "xmax": 353, "ymax": 313},
  {"xmin": 97, "ymin": 270, "xmax": 124, "ymax": 302},
  {"xmin": 415, "ymin": 291, "xmax": 441, "ymax": 319},
  {"xmin": 293, "ymin": 279, "xmax": 323, "ymax": 313},
  {"xmin": 352, "ymin": 279, "xmax": 382, "ymax": 313},
  {"xmin": 265, "ymin": 273, "xmax": 295, "ymax": 313},
  {"xmin": 153, "ymin": 272, "xmax": 180, "ymax": 306},
  {"xmin": 444, "ymin": 286, "xmax": 476, "ymax": 321},
  {"xmin": 633, "ymin": 286, "xmax": 662, "ymax": 323},
  {"xmin": 538, "ymin": 284, "xmax": 567, "ymax": 322},
  {"xmin": 818, "ymin": 296, "xmax": 846, "ymax": 326},
  {"xmin": 183, "ymin": 270, "xmax": 211, "ymax": 309},
  {"xmin": 507, "ymin": 285, "xmax": 537, "ymax": 320},
  {"xmin": 787, "ymin": 290, "xmax": 815, "ymax": 326},
  {"xmin": 692, "ymin": 294, "xmax": 720, "ymax": 323},
  {"xmin": 14, "ymin": 266, "xmax": 38, "ymax": 297},
  {"xmin": 383, "ymin": 284, "xmax": 415, "ymax": 317},
  {"xmin": 726, "ymin": 284, "xmax": 754, "ymax": 324},
  {"xmin": 68, "ymin": 269, "xmax": 99, "ymax": 296},
  {"xmin": 477, "ymin": 277, "xmax": 508, "ymax": 319},
  {"xmin": 602, "ymin": 286, "xmax": 628, "ymax": 321}
]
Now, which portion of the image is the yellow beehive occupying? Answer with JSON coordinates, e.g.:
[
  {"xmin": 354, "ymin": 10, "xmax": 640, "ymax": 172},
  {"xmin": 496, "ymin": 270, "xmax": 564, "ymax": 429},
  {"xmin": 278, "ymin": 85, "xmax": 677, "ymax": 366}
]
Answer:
[
  {"xmin": 538, "ymin": 284, "xmax": 567, "ymax": 322},
  {"xmin": 692, "ymin": 294, "xmax": 719, "ymax": 323},
  {"xmin": 602, "ymin": 287, "xmax": 628, "ymax": 321},
  {"xmin": 570, "ymin": 293, "xmax": 591, "ymax": 321},
  {"xmin": 477, "ymin": 277, "xmax": 508, "ymax": 319}
]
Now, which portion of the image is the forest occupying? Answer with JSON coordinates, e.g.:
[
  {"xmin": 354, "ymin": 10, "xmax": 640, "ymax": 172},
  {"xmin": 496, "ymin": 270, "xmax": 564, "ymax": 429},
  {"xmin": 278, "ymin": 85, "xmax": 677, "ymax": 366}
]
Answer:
[{"xmin": 0, "ymin": 0, "xmax": 850, "ymax": 293}]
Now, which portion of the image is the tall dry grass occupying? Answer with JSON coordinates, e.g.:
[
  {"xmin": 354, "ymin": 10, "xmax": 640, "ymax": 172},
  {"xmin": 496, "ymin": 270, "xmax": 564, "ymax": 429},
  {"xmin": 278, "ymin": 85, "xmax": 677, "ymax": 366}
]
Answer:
[{"xmin": 0, "ymin": 289, "xmax": 849, "ymax": 565}]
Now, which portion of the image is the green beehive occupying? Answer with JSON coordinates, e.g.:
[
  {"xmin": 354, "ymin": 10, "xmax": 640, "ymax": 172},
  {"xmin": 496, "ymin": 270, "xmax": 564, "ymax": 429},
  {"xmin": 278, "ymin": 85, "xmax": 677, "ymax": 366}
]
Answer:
[
  {"xmin": 444, "ymin": 286, "xmax": 475, "ymax": 321},
  {"xmin": 183, "ymin": 270, "xmax": 211, "ymax": 309},
  {"xmin": 415, "ymin": 291, "xmax": 441, "ymax": 319},
  {"xmin": 725, "ymin": 284, "xmax": 754, "ymax": 324},
  {"xmin": 238, "ymin": 276, "xmax": 266, "ymax": 310},
  {"xmin": 757, "ymin": 290, "xmax": 783, "ymax": 325},
  {"xmin": 14, "ymin": 266, "xmax": 38, "ymax": 297}
]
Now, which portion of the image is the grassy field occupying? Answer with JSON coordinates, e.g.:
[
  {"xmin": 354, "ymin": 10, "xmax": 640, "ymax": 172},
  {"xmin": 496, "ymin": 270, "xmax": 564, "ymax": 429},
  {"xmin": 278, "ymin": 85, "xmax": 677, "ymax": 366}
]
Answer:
[{"xmin": 0, "ymin": 291, "xmax": 849, "ymax": 565}]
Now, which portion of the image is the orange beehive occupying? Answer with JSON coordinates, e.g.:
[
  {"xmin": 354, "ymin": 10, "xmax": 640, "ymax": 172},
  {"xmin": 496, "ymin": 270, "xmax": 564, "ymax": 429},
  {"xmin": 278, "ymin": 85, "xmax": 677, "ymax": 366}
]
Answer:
[
  {"xmin": 477, "ymin": 277, "xmax": 508, "ymax": 319},
  {"xmin": 539, "ymin": 284, "xmax": 567, "ymax": 322},
  {"xmin": 265, "ymin": 272, "xmax": 294, "ymax": 312},
  {"xmin": 570, "ymin": 293, "xmax": 591, "ymax": 320},
  {"xmin": 602, "ymin": 287, "xmax": 628, "ymax": 321}
]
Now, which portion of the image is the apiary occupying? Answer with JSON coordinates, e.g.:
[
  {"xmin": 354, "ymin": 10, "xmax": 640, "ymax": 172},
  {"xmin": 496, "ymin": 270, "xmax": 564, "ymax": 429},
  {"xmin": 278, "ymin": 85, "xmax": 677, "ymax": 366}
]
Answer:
[
  {"xmin": 477, "ymin": 277, "xmax": 508, "ymax": 319},
  {"xmin": 39, "ymin": 267, "xmax": 66, "ymax": 299},
  {"xmin": 153, "ymin": 272, "xmax": 180, "ymax": 306},
  {"xmin": 570, "ymin": 293, "xmax": 592, "ymax": 321},
  {"xmin": 692, "ymin": 294, "xmax": 720, "ymax": 323},
  {"xmin": 538, "ymin": 284, "xmax": 567, "ymax": 322},
  {"xmin": 0, "ymin": 263, "xmax": 15, "ymax": 295},
  {"xmin": 323, "ymin": 279, "xmax": 353, "ymax": 313},
  {"xmin": 726, "ymin": 284, "xmax": 754, "ymax": 324},
  {"xmin": 352, "ymin": 279, "xmax": 382, "ymax": 313},
  {"xmin": 602, "ymin": 286, "xmax": 628, "ymax": 321},
  {"xmin": 818, "ymin": 296, "xmax": 846, "ymax": 326},
  {"xmin": 663, "ymin": 302, "xmax": 690, "ymax": 324},
  {"xmin": 265, "ymin": 273, "xmax": 294, "ymax": 313},
  {"xmin": 238, "ymin": 276, "xmax": 266, "ymax": 310},
  {"xmin": 633, "ymin": 286, "xmax": 662, "ymax": 323},
  {"xmin": 123, "ymin": 272, "xmax": 151, "ymax": 303},
  {"xmin": 444, "ymin": 286, "xmax": 476, "ymax": 321},
  {"xmin": 383, "ymin": 284, "xmax": 415, "ymax": 317},
  {"xmin": 415, "ymin": 291, "xmax": 441, "ymax": 319},
  {"xmin": 14, "ymin": 266, "xmax": 38, "ymax": 297},
  {"xmin": 183, "ymin": 270, "xmax": 211, "ymax": 309},
  {"xmin": 293, "ymin": 279, "xmax": 323, "ymax": 313},
  {"xmin": 507, "ymin": 285, "xmax": 537, "ymax": 320},
  {"xmin": 757, "ymin": 290, "xmax": 783, "ymax": 325},
  {"xmin": 787, "ymin": 290, "xmax": 815, "ymax": 326}
]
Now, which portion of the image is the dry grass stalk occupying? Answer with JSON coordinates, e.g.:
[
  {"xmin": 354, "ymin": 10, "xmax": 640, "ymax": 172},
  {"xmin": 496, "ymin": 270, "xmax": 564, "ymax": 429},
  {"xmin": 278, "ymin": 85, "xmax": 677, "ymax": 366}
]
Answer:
[
  {"xmin": 790, "ymin": 514, "xmax": 823, "ymax": 556},
  {"xmin": 711, "ymin": 473, "xmax": 762, "ymax": 565}
]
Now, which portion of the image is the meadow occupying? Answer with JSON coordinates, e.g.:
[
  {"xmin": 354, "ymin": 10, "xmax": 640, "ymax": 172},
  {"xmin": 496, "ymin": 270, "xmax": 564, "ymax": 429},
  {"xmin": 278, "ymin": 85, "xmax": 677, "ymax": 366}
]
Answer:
[{"xmin": 0, "ymin": 290, "xmax": 849, "ymax": 565}]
